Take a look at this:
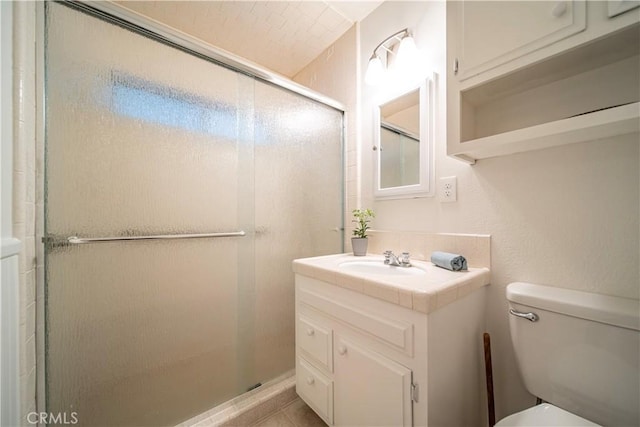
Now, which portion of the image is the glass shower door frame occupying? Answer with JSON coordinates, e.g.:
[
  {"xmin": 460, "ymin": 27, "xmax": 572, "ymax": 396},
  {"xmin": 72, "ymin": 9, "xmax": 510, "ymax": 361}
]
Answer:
[{"xmin": 36, "ymin": 1, "xmax": 345, "ymax": 422}]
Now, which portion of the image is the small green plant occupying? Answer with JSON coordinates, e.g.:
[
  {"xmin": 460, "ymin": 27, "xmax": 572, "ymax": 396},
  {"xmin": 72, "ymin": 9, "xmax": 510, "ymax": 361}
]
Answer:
[{"xmin": 352, "ymin": 209, "xmax": 375, "ymax": 239}]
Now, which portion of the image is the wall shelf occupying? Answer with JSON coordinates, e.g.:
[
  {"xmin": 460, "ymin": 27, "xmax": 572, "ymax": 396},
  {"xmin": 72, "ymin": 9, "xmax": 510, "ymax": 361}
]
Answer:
[
  {"xmin": 451, "ymin": 102, "xmax": 639, "ymax": 162},
  {"xmin": 447, "ymin": 9, "xmax": 640, "ymax": 164}
]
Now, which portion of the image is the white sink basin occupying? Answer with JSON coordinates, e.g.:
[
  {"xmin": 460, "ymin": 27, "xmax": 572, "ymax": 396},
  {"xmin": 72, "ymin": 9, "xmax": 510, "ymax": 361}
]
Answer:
[{"xmin": 338, "ymin": 261, "xmax": 427, "ymax": 276}]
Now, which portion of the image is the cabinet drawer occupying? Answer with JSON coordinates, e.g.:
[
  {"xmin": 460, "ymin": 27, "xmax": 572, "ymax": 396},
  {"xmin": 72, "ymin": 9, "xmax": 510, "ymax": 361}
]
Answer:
[
  {"xmin": 297, "ymin": 358, "xmax": 334, "ymax": 425},
  {"xmin": 297, "ymin": 315, "xmax": 333, "ymax": 371},
  {"xmin": 299, "ymin": 289, "xmax": 413, "ymax": 357}
]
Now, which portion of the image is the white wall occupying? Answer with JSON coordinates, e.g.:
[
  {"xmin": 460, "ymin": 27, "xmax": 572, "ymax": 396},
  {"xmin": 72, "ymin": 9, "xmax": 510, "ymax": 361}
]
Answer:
[
  {"xmin": 1, "ymin": 1, "xmax": 23, "ymax": 425},
  {"xmin": 9, "ymin": 1, "xmax": 38, "ymax": 423},
  {"xmin": 357, "ymin": 0, "xmax": 639, "ymax": 423},
  {"xmin": 293, "ymin": 24, "xmax": 359, "ymax": 244},
  {"xmin": 1, "ymin": 1, "xmax": 13, "ymax": 238}
]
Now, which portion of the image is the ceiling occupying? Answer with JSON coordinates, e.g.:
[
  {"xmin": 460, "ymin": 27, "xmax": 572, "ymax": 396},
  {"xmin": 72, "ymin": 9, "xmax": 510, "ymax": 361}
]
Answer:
[{"xmin": 115, "ymin": 1, "xmax": 383, "ymax": 77}]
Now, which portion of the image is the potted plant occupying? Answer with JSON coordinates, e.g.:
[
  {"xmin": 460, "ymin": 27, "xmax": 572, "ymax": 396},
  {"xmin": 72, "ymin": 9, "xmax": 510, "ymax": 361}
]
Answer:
[{"xmin": 351, "ymin": 208, "xmax": 375, "ymax": 256}]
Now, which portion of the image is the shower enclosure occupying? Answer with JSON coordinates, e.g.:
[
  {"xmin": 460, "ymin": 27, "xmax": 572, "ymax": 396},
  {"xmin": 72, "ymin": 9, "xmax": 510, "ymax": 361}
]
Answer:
[{"xmin": 42, "ymin": 2, "xmax": 343, "ymax": 425}]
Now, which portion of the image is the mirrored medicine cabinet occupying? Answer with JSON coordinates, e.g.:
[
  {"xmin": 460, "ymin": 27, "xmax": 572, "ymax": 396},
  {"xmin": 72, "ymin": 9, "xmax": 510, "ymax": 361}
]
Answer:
[{"xmin": 373, "ymin": 75, "xmax": 435, "ymax": 199}]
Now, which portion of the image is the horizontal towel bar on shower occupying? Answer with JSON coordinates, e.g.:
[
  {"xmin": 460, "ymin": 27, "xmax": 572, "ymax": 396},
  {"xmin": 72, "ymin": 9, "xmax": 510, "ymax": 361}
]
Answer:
[{"xmin": 43, "ymin": 231, "xmax": 246, "ymax": 246}]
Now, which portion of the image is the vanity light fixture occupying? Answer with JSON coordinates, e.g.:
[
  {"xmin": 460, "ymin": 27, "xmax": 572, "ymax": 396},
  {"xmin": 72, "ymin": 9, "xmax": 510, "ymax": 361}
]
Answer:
[{"xmin": 365, "ymin": 28, "xmax": 418, "ymax": 86}]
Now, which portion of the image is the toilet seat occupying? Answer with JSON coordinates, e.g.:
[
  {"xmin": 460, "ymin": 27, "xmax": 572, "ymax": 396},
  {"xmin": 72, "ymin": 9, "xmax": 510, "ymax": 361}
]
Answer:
[{"xmin": 495, "ymin": 403, "xmax": 600, "ymax": 427}]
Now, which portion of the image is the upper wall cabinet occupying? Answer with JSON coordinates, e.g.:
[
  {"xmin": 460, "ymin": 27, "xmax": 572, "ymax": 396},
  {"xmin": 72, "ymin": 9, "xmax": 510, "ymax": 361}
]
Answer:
[
  {"xmin": 456, "ymin": 1, "xmax": 587, "ymax": 81},
  {"xmin": 447, "ymin": 1, "xmax": 640, "ymax": 164}
]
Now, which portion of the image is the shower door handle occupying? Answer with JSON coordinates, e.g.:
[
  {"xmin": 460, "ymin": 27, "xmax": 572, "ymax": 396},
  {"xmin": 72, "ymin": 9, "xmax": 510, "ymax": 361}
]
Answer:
[
  {"xmin": 68, "ymin": 231, "xmax": 246, "ymax": 243},
  {"xmin": 43, "ymin": 231, "xmax": 246, "ymax": 246}
]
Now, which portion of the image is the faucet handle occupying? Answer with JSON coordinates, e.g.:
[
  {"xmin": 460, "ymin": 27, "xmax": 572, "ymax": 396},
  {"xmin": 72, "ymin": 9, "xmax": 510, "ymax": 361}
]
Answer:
[
  {"xmin": 384, "ymin": 250, "xmax": 393, "ymax": 264},
  {"xmin": 401, "ymin": 252, "xmax": 411, "ymax": 265}
]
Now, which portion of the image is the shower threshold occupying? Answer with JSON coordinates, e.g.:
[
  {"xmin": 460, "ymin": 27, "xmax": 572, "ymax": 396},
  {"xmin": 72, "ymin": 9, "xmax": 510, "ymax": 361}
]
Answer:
[{"xmin": 176, "ymin": 371, "xmax": 296, "ymax": 427}]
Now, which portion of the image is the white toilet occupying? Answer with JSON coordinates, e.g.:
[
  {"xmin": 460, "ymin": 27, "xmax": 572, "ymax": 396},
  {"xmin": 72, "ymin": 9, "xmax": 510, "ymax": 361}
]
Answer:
[{"xmin": 498, "ymin": 282, "xmax": 640, "ymax": 426}]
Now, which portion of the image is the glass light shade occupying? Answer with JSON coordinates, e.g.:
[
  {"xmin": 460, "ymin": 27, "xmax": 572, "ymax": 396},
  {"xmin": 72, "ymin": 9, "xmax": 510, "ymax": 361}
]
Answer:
[
  {"xmin": 365, "ymin": 56, "xmax": 384, "ymax": 86},
  {"xmin": 396, "ymin": 35, "xmax": 418, "ymax": 71}
]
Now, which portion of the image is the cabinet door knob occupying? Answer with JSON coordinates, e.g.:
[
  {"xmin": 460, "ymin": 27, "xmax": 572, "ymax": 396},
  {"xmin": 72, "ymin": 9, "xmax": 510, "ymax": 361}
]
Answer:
[
  {"xmin": 338, "ymin": 345, "xmax": 347, "ymax": 355},
  {"xmin": 306, "ymin": 328, "xmax": 314, "ymax": 336},
  {"xmin": 306, "ymin": 377, "xmax": 315, "ymax": 385},
  {"xmin": 551, "ymin": 1, "xmax": 567, "ymax": 17}
]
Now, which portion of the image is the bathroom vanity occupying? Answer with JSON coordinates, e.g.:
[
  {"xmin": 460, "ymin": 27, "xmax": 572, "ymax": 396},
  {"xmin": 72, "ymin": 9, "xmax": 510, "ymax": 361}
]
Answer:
[{"xmin": 293, "ymin": 254, "xmax": 490, "ymax": 427}]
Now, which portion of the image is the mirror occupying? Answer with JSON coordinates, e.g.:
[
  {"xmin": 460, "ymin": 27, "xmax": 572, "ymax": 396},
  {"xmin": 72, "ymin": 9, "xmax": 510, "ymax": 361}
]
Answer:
[
  {"xmin": 380, "ymin": 90, "xmax": 420, "ymax": 188},
  {"xmin": 373, "ymin": 76, "xmax": 434, "ymax": 199}
]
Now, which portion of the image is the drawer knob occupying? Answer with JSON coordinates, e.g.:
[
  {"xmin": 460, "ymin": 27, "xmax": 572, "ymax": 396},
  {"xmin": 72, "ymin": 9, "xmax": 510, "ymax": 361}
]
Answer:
[
  {"xmin": 551, "ymin": 1, "xmax": 567, "ymax": 17},
  {"xmin": 306, "ymin": 377, "xmax": 315, "ymax": 385},
  {"xmin": 306, "ymin": 328, "xmax": 314, "ymax": 336},
  {"xmin": 338, "ymin": 345, "xmax": 347, "ymax": 355}
]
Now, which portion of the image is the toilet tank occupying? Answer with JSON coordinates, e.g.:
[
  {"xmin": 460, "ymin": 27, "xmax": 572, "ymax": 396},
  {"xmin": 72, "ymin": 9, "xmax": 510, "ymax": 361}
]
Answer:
[{"xmin": 506, "ymin": 282, "xmax": 639, "ymax": 426}]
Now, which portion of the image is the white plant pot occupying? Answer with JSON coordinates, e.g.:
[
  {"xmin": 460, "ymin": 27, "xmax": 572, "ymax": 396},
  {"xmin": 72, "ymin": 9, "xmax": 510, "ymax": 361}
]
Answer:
[{"xmin": 351, "ymin": 237, "xmax": 368, "ymax": 256}]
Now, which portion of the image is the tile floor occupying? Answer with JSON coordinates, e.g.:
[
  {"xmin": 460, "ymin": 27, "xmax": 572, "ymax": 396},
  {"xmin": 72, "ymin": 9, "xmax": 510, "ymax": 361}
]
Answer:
[{"xmin": 250, "ymin": 398, "xmax": 327, "ymax": 427}]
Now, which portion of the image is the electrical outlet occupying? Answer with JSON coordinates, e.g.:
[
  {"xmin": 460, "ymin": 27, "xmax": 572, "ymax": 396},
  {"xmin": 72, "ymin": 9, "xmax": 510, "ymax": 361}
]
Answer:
[{"xmin": 439, "ymin": 176, "xmax": 457, "ymax": 202}]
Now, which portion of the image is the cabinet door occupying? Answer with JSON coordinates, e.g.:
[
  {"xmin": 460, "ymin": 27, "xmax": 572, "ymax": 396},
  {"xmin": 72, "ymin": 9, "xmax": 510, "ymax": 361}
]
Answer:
[
  {"xmin": 456, "ymin": 0, "xmax": 586, "ymax": 80},
  {"xmin": 608, "ymin": 0, "xmax": 640, "ymax": 17},
  {"xmin": 333, "ymin": 336, "xmax": 412, "ymax": 427}
]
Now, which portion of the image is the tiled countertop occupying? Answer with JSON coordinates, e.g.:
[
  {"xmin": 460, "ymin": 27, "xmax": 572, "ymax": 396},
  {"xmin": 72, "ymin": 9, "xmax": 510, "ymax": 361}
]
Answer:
[{"xmin": 293, "ymin": 254, "xmax": 490, "ymax": 314}]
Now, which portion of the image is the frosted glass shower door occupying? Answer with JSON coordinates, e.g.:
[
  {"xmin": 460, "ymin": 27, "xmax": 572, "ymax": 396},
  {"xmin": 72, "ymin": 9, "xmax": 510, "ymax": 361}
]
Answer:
[
  {"xmin": 44, "ymin": 3, "xmax": 254, "ymax": 425},
  {"xmin": 44, "ymin": 3, "xmax": 343, "ymax": 426},
  {"xmin": 251, "ymin": 82, "xmax": 344, "ymax": 382}
]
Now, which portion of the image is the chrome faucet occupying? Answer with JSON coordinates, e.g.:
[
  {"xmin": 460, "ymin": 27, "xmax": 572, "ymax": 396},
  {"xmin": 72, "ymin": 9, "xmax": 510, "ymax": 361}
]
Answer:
[{"xmin": 384, "ymin": 250, "xmax": 412, "ymax": 267}]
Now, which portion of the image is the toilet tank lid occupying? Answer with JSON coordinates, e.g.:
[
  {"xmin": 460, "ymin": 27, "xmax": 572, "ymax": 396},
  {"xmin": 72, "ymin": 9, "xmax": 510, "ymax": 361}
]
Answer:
[{"xmin": 507, "ymin": 282, "xmax": 640, "ymax": 331}]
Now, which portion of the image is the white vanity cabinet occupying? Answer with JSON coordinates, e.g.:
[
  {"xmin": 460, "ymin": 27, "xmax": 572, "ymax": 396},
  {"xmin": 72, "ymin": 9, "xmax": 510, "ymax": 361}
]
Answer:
[
  {"xmin": 295, "ymin": 282, "xmax": 415, "ymax": 426},
  {"xmin": 294, "ymin": 270, "xmax": 488, "ymax": 427},
  {"xmin": 447, "ymin": 0, "xmax": 640, "ymax": 163}
]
